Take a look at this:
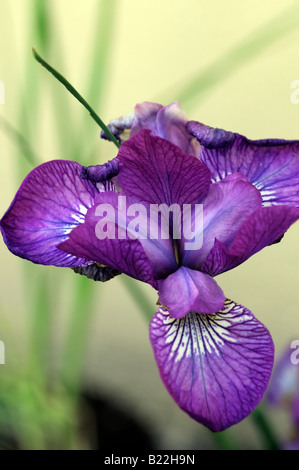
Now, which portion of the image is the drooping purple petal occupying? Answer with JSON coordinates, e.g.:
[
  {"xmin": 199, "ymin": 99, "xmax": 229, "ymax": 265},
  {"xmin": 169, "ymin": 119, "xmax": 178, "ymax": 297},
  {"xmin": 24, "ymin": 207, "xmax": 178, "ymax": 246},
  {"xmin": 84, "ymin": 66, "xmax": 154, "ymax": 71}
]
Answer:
[
  {"xmin": 182, "ymin": 173, "xmax": 262, "ymax": 269},
  {"xmin": 187, "ymin": 121, "xmax": 299, "ymax": 207},
  {"xmin": 0, "ymin": 160, "xmax": 99, "ymax": 267},
  {"xmin": 131, "ymin": 101, "xmax": 200, "ymax": 156},
  {"xmin": 202, "ymin": 205, "xmax": 299, "ymax": 276},
  {"xmin": 157, "ymin": 266, "xmax": 225, "ymax": 317},
  {"xmin": 150, "ymin": 299, "xmax": 274, "ymax": 432},
  {"xmin": 118, "ymin": 129, "xmax": 210, "ymax": 206},
  {"xmin": 59, "ymin": 191, "xmax": 178, "ymax": 286}
]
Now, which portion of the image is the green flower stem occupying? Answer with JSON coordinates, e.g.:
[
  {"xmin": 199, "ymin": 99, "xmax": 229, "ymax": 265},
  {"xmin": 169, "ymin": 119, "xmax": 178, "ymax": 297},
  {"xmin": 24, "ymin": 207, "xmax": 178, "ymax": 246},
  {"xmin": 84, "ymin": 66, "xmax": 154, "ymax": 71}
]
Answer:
[
  {"xmin": 208, "ymin": 429, "xmax": 240, "ymax": 450},
  {"xmin": 251, "ymin": 405, "xmax": 280, "ymax": 450},
  {"xmin": 0, "ymin": 115, "xmax": 38, "ymax": 165},
  {"xmin": 121, "ymin": 276, "xmax": 154, "ymax": 323},
  {"xmin": 27, "ymin": 271, "xmax": 52, "ymax": 380},
  {"xmin": 32, "ymin": 48, "xmax": 120, "ymax": 149},
  {"xmin": 60, "ymin": 276, "xmax": 95, "ymax": 392}
]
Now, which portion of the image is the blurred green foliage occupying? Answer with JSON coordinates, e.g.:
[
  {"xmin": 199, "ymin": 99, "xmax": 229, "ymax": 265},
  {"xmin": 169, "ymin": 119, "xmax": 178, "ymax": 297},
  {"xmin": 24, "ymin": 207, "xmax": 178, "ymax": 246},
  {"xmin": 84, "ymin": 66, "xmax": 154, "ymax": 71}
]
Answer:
[{"xmin": 0, "ymin": 0, "xmax": 296, "ymax": 449}]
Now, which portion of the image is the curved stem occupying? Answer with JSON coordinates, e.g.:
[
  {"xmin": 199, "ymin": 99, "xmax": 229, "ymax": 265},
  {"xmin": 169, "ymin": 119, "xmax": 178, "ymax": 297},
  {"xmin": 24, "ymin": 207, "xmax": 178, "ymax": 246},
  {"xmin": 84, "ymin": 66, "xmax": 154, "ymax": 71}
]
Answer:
[
  {"xmin": 251, "ymin": 405, "xmax": 280, "ymax": 450},
  {"xmin": 32, "ymin": 48, "xmax": 120, "ymax": 149}
]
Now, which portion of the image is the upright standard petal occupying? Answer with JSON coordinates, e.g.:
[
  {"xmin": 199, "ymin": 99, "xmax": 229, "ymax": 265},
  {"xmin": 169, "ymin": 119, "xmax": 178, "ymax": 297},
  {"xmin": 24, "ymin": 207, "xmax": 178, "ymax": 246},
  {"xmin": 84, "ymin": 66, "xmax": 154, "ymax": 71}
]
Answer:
[
  {"xmin": 158, "ymin": 266, "xmax": 225, "ymax": 318},
  {"xmin": 130, "ymin": 102, "xmax": 163, "ymax": 136},
  {"xmin": 0, "ymin": 160, "xmax": 99, "ymax": 267},
  {"xmin": 118, "ymin": 129, "xmax": 210, "ymax": 206},
  {"xmin": 202, "ymin": 205, "xmax": 299, "ymax": 276},
  {"xmin": 131, "ymin": 101, "xmax": 200, "ymax": 156},
  {"xmin": 150, "ymin": 299, "xmax": 274, "ymax": 431},
  {"xmin": 187, "ymin": 121, "xmax": 299, "ymax": 207}
]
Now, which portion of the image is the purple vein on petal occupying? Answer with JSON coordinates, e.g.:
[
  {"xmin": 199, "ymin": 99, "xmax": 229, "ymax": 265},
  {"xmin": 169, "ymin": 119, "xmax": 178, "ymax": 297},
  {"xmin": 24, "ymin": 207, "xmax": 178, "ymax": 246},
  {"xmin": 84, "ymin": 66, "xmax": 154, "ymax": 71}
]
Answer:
[
  {"xmin": 150, "ymin": 299, "xmax": 274, "ymax": 431},
  {"xmin": 0, "ymin": 160, "xmax": 99, "ymax": 267}
]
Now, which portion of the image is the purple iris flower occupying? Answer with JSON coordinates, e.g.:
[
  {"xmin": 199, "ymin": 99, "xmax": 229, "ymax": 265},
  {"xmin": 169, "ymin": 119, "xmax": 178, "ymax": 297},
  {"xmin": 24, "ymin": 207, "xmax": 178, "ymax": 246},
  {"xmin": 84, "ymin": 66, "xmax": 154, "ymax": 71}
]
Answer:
[
  {"xmin": 1, "ymin": 102, "xmax": 299, "ymax": 432},
  {"xmin": 267, "ymin": 344, "xmax": 299, "ymax": 449}
]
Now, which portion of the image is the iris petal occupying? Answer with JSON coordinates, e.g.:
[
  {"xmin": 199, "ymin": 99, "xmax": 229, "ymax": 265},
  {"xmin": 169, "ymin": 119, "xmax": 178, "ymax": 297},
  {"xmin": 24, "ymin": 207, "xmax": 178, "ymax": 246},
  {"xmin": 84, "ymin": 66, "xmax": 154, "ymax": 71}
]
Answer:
[
  {"xmin": 182, "ymin": 173, "xmax": 262, "ymax": 268},
  {"xmin": 130, "ymin": 102, "xmax": 162, "ymax": 136},
  {"xmin": 131, "ymin": 101, "xmax": 200, "ymax": 156},
  {"xmin": 202, "ymin": 205, "xmax": 299, "ymax": 276},
  {"xmin": 158, "ymin": 266, "xmax": 225, "ymax": 317},
  {"xmin": 118, "ymin": 129, "xmax": 210, "ymax": 206},
  {"xmin": 0, "ymin": 160, "xmax": 98, "ymax": 267},
  {"xmin": 188, "ymin": 121, "xmax": 299, "ymax": 207},
  {"xmin": 59, "ymin": 191, "xmax": 178, "ymax": 287},
  {"xmin": 150, "ymin": 299, "xmax": 274, "ymax": 431}
]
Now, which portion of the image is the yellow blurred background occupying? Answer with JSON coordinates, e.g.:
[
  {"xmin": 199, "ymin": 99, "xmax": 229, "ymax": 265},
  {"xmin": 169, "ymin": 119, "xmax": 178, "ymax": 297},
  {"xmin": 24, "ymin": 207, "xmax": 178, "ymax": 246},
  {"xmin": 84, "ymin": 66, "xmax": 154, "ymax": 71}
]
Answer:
[{"xmin": 0, "ymin": 0, "xmax": 299, "ymax": 449}]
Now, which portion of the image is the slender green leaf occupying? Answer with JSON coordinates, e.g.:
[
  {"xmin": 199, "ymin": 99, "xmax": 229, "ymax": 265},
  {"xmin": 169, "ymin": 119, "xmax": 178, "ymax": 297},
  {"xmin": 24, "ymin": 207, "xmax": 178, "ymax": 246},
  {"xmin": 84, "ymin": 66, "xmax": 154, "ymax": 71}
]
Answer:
[
  {"xmin": 159, "ymin": 2, "xmax": 299, "ymax": 110},
  {"xmin": 208, "ymin": 429, "xmax": 240, "ymax": 450},
  {"xmin": 121, "ymin": 276, "xmax": 154, "ymax": 323},
  {"xmin": 0, "ymin": 115, "xmax": 38, "ymax": 165},
  {"xmin": 33, "ymin": 48, "xmax": 120, "ymax": 148},
  {"xmin": 60, "ymin": 276, "xmax": 95, "ymax": 391},
  {"xmin": 76, "ymin": 0, "xmax": 119, "ymax": 163},
  {"xmin": 85, "ymin": 0, "xmax": 118, "ymax": 115},
  {"xmin": 251, "ymin": 405, "xmax": 280, "ymax": 450}
]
